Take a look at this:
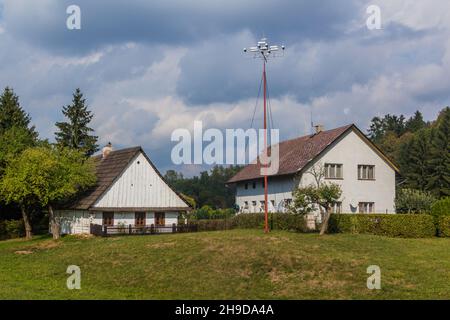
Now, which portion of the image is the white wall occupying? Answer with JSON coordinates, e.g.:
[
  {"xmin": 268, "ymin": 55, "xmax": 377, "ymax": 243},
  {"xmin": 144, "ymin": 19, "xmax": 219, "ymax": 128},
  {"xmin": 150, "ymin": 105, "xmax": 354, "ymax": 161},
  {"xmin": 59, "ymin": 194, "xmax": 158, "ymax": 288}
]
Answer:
[
  {"xmin": 94, "ymin": 152, "xmax": 188, "ymax": 209},
  {"xmin": 235, "ymin": 129, "xmax": 396, "ymax": 214},
  {"xmin": 235, "ymin": 176, "xmax": 295, "ymax": 213},
  {"xmin": 56, "ymin": 210, "xmax": 179, "ymax": 234}
]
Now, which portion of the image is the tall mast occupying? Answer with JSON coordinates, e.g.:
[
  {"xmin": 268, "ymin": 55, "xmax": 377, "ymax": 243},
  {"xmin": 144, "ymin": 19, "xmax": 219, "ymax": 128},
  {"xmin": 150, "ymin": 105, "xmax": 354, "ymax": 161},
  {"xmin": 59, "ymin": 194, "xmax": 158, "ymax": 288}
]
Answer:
[{"xmin": 244, "ymin": 38, "xmax": 285, "ymax": 233}]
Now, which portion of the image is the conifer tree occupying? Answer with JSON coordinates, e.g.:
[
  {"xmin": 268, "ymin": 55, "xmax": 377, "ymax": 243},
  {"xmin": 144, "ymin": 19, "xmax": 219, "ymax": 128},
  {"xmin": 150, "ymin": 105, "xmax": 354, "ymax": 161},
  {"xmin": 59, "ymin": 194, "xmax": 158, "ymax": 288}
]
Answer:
[
  {"xmin": 427, "ymin": 107, "xmax": 450, "ymax": 198},
  {"xmin": 55, "ymin": 88, "xmax": 99, "ymax": 157},
  {"xmin": 0, "ymin": 87, "xmax": 36, "ymax": 137}
]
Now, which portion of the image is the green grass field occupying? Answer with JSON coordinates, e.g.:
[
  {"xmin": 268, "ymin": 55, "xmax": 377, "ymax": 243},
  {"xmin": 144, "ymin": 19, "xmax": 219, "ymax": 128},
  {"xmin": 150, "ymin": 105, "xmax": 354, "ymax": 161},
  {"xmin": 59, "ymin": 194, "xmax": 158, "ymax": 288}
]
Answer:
[{"xmin": 0, "ymin": 229, "xmax": 449, "ymax": 300}]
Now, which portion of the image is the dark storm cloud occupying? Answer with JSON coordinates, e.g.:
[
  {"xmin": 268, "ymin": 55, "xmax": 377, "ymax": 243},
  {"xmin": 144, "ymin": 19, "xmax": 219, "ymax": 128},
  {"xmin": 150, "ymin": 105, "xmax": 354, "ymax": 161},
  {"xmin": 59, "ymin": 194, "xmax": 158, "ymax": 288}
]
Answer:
[{"xmin": 2, "ymin": 0, "xmax": 361, "ymax": 55}]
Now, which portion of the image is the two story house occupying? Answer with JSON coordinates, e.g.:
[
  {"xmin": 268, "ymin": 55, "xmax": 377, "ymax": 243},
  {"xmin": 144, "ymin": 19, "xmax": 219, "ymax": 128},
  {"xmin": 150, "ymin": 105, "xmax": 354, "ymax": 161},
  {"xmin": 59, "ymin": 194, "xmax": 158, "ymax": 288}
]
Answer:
[{"xmin": 227, "ymin": 124, "xmax": 399, "ymax": 219}]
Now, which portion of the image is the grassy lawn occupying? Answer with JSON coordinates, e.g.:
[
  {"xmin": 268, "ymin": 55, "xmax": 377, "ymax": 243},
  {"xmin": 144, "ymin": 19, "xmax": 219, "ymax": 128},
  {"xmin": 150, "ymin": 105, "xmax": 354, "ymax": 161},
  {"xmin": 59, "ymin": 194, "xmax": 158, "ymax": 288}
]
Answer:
[{"xmin": 0, "ymin": 229, "xmax": 449, "ymax": 300}]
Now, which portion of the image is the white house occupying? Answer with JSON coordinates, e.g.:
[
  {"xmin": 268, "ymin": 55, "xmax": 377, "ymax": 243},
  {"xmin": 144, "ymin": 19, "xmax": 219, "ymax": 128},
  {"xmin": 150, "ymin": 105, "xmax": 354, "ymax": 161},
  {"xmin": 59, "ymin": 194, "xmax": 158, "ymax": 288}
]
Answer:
[
  {"xmin": 227, "ymin": 124, "xmax": 399, "ymax": 220},
  {"xmin": 55, "ymin": 144, "xmax": 191, "ymax": 234}
]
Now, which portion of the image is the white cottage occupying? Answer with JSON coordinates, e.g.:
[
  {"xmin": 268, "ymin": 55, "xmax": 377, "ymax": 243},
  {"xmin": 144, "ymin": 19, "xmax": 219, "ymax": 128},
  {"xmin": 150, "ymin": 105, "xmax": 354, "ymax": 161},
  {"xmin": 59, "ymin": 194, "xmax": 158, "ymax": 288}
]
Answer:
[
  {"xmin": 227, "ymin": 124, "xmax": 399, "ymax": 219},
  {"xmin": 56, "ymin": 144, "xmax": 191, "ymax": 234}
]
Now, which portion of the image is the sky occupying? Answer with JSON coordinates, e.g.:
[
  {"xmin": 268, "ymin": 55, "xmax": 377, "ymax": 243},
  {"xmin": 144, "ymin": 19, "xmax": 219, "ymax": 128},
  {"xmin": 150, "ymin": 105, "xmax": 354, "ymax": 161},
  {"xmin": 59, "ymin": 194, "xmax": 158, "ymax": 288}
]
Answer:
[{"xmin": 0, "ymin": 0, "xmax": 449, "ymax": 176}]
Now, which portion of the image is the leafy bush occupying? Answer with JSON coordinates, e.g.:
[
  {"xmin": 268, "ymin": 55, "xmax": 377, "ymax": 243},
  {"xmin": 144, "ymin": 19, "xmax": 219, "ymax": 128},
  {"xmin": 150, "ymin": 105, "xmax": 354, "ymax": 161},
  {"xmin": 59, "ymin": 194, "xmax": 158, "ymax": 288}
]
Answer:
[
  {"xmin": 437, "ymin": 216, "xmax": 450, "ymax": 237},
  {"xmin": 329, "ymin": 214, "xmax": 435, "ymax": 238},
  {"xmin": 395, "ymin": 188, "xmax": 436, "ymax": 214},
  {"xmin": 1, "ymin": 220, "xmax": 24, "ymax": 239},
  {"xmin": 431, "ymin": 197, "xmax": 450, "ymax": 218},
  {"xmin": 194, "ymin": 219, "xmax": 230, "ymax": 232},
  {"xmin": 191, "ymin": 213, "xmax": 307, "ymax": 233},
  {"xmin": 191, "ymin": 206, "xmax": 236, "ymax": 220},
  {"xmin": 271, "ymin": 213, "xmax": 308, "ymax": 233},
  {"xmin": 430, "ymin": 198, "xmax": 450, "ymax": 236},
  {"xmin": 231, "ymin": 213, "xmax": 265, "ymax": 229}
]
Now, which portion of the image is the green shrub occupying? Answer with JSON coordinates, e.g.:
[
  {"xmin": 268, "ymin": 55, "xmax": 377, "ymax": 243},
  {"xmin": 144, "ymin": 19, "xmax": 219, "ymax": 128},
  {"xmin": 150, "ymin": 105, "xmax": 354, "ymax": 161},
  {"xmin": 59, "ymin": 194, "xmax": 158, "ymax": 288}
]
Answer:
[
  {"xmin": 194, "ymin": 219, "xmax": 230, "ymax": 232},
  {"xmin": 271, "ymin": 213, "xmax": 308, "ymax": 233},
  {"xmin": 431, "ymin": 197, "xmax": 450, "ymax": 218},
  {"xmin": 437, "ymin": 216, "xmax": 450, "ymax": 237},
  {"xmin": 190, "ymin": 213, "xmax": 307, "ymax": 233},
  {"xmin": 430, "ymin": 198, "xmax": 450, "ymax": 236},
  {"xmin": 3, "ymin": 220, "xmax": 24, "ymax": 239},
  {"xmin": 329, "ymin": 214, "xmax": 435, "ymax": 238},
  {"xmin": 232, "ymin": 213, "xmax": 265, "ymax": 229},
  {"xmin": 395, "ymin": 188, "xmax": 436, "ymax": 214}
]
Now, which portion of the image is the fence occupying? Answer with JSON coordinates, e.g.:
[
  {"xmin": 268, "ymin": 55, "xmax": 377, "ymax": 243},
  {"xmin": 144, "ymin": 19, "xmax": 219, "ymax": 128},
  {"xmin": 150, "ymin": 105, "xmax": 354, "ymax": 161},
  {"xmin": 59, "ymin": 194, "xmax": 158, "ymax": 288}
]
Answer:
[{"xmin": 90, "ymin": 223, "xmax": 198, "ymax": 237}]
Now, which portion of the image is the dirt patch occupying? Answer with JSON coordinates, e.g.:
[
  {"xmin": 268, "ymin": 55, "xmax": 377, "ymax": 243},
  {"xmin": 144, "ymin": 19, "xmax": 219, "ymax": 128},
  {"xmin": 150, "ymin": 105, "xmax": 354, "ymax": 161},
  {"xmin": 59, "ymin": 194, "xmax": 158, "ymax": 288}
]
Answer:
[
  {"xmin": 31, "ymin": 241, "xmax": 61, "ymax": 250},
  {"xmin": 15, "ymin": 250, "xmax": 33, "ymax": 255},
  {"xmin": 146, "ymin": 242, "xmax": 176, "ymax": 249}
]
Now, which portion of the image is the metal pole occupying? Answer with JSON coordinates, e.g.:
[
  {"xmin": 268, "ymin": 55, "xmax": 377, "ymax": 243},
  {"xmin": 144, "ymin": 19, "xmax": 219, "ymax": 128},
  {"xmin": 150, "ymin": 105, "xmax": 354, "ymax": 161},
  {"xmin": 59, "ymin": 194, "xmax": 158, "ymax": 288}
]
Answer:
[{"xmin": 263, "ymin": 60, "xmax": 269, "ymax": 234}]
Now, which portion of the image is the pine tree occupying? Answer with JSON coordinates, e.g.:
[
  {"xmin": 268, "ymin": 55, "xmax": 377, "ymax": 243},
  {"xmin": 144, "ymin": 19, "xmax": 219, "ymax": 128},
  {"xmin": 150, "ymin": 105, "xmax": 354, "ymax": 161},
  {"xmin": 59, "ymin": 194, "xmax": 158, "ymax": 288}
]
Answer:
[
  {"xmin": 55, "ymin": 88, "xmax": 99, "ymax": 157},
  {"xmin": 405, "ymin": 110, "xmax": 426, "ymax": 133},
  {"xmin": 427, "ymin": 107, "xmax": 450, "ymax": 198},
  {"xmin": 0, "ymin": 87, "xmax": 36, "ymax": 136},
  {"xmin": 399, "ymin": 129, "xmax": 431, "ymax": 191}
]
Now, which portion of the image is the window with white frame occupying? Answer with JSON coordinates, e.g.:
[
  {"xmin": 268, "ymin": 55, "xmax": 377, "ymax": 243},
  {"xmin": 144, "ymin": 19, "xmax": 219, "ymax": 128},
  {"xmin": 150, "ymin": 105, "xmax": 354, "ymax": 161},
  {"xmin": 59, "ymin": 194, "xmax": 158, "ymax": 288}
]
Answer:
[
  {"xmin": 359, "ymin": 202, "xmax": 375, "ymax": 213},
  {"xmin": 358, "ymin": 165, "xmax": 375, "ymax": 180},
  {"xmin": 325, "ymin": 163, "xmax": 343, "ymax": 179},
  {"xmin": 331, "ymin": 202, "xmax": 342, "ymax": 214}
]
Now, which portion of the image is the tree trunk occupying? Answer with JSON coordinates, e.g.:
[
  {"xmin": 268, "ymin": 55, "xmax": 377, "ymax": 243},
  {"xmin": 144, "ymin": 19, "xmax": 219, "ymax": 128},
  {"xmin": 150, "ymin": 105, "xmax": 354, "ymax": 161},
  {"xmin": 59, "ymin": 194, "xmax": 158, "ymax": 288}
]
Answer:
[
  {"xmin": 320, "ymin": 207, "xmax": 331, "ymax": 236},
  {"xmin": 20, "ymin": 205, "xmax": 33, "ymax": 240},
  {"xmin": 48, "ymin": 204, "xmax": 60, "ymax": 240}
]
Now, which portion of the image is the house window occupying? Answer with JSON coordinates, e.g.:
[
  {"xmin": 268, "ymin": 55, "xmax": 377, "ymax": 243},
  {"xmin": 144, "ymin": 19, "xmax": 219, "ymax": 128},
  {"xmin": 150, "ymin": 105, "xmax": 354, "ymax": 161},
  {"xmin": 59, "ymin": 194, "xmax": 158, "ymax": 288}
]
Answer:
[
  {"xmin": 358, "ymin": 165, "xmax": 375, "ymax": 180},
  {"xmin": 284, "ymin": 199, "xmax": 292, "ymax": 208},
  {"xmin": 260, "ymin": 201, "xmax": 265, "ymax": 212},
  {"xmin": 325, "ymin": 163, "xmax": 343, "ymax": 179},
  {"xmin": 135, "ymin": 212, "xmax": 146, "ymax": 227},
  {"xmin": 102, "ymin": 212, "xmax": 114, "ymax": 226},
  {"xmin": 359, "ymin": 202, "xmax": 375, "ymax": 213},
  {"xmin": 244, "ymin": 183, "xmax": 248, "ymax": 190},
  {"xmin": 252, "ymin": 182, "xmax": 256, "ymax": 189},
  {"xmin": 155, "ymin": 212, "xmax": 165, "ymax": 226},
  {"xmin": 331, "ymin": 202, "xmax": 342, "ymax": 214}
]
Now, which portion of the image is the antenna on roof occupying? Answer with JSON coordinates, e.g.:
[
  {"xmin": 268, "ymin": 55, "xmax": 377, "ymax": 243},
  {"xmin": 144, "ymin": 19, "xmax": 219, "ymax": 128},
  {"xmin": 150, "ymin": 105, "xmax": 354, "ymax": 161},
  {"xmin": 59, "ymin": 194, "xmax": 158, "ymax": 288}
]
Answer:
[{"xmin": 244, "ymin": 37, "xmax": 285, "ymax": 234}]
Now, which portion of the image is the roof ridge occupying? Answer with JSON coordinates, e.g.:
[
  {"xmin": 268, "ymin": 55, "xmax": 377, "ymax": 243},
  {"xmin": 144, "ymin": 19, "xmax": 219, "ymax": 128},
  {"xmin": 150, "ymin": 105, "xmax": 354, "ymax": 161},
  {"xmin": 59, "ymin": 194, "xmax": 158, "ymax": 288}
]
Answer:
[{"xmin": 278, "ymin": 124, "xmax": 354, "ymax": 145}]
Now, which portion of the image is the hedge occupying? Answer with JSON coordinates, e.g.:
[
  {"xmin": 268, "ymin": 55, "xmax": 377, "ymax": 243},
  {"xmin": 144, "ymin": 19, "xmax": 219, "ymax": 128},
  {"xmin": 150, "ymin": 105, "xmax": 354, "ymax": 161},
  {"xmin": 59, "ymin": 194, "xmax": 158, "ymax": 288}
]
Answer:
[
  {"xmin": 328, "ymin": 214, "xmax": 436, "ymax": 238},
  {"xmin": 430, "ymin": 198, "xmax": 450, "ymax": 237},
  {"xmin": 437, "ymin": 216, "xmax": 450, "ymax": 237},
  {"xmin": 190, "ymin": 213, "xmax": 307, "ymax": 233}
]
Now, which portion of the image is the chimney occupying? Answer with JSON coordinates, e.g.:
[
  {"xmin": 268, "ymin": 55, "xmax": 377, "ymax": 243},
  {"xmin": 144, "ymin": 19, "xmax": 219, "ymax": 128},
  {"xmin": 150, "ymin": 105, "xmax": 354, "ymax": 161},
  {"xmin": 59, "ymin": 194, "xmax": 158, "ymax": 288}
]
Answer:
[
  {"xmin": 102, "ymin": 142, "xmax": 112, "ymax": 158},
  {"xmin": 314, "ymin": 124, "xmax": 324, "ymax": 134}
]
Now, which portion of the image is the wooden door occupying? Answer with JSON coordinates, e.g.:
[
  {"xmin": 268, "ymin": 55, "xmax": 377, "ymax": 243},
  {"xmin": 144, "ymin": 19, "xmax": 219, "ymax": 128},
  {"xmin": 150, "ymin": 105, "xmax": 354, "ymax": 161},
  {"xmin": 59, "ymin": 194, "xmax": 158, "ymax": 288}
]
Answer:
[
  {"xmin": 155, "ymin": 212, "xmax": 165, "ymax": 226},
  {"xmin": 103, "ymin": 212, "xmax": 114, "ymax": 226},
  {"xmin": 135, "ymin": 212, "xmax": 146, "ymax": 227}
]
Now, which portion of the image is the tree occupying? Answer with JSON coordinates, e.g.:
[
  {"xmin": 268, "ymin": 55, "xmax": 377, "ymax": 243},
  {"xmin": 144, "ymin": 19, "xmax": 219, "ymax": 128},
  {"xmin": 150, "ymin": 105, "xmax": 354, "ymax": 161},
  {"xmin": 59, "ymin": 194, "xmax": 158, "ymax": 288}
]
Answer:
[
  {"xmin": 427, "ymin": 107, "xmax": 450, "ymax": 198},
  {"xmin": 0, "ymin": 146, "xmax": 96, "ymax": 239},
  {"xmin": 0, "ymin": 87, "xmax": 36, "ymax": 137},
  {"xmin": 398, "ymin": 129, "xmax": 431, "ymax": 191},
  {"xmin": 290, "ymin": 163, "xmax": 342, "ymax": 235},
  {"xmin": 55, "ymin": 88, "xmax": 99, "ymax": 157},
  {"xmin": 405, "ymin": 111, "xmax": 426, "ymax": 133},
  {"xmin": 395, "ymin": 188, "xmax": 436, "ymax": 214},
  {"xmin": 0, "ymin": 126, "xmax": 40, "ymax": 174}
]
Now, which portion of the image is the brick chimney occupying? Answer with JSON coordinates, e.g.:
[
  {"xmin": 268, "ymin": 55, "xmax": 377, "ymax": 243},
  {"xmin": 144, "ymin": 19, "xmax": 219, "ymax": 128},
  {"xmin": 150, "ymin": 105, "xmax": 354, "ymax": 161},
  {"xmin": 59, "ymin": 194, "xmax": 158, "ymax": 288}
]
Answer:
[
  {"xmin": 102, "ymin": 142, "xmax": 112, "ymax": 158},
  {"xmin": 314, "ymin": 124, "xmax": 324, "ymax": 134}
]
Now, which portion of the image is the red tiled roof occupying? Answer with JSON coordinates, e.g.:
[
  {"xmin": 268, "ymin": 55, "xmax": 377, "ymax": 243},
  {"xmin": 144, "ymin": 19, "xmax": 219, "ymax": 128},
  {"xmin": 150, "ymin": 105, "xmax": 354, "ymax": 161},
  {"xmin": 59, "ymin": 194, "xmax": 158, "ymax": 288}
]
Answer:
[{"xmin": 227, "ymin": 124, "xmax": 354, "ymax": 183}]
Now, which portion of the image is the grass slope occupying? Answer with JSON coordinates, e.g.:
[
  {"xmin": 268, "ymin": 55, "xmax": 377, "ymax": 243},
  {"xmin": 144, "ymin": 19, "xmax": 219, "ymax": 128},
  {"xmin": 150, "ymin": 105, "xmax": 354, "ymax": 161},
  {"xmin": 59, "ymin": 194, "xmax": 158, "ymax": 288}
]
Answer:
[{"xmin": 0, "ymin": 229, "xmax": 449, "ymax": 299}]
